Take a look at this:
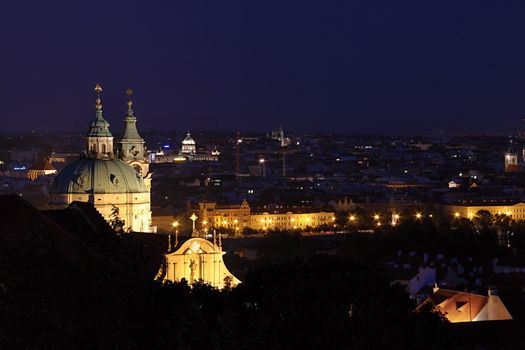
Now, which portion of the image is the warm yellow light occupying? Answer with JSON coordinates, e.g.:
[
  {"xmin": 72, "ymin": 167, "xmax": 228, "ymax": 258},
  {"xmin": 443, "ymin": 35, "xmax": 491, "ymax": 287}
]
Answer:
[
  {"xmin": 234, "ymin": 219, "xmax": 239, "ymax": 224},
  {"xmin": 222, "ymin": 220, "xmax": 227, "ymax": 225},
  {"xmin": 506, "ymin": 212, "xmax": 511, "ymax": 216},
  {"xmin": 332, "ymin": 216, "xmax": 336, "ymax": 221},
  {"xmin": 377, "ymin": 222, "xmax": 381, "ymax": 227},
  {"xmin": 202, "ymin": 220, "xmax": 208, "ymax": 225},
  {"xmin": 291, "ymin": 218, "xmax": 295, "ymax": 222},
  {"xmin": 349, "ymin": 215, "xmax": 355, "ymax": 221},
  {"xmin": 259, "ymin": 158, "xmax": 265, "ymax": 163},
  {"xmin": 468, "ymin": 213, "xmax": 473, "ymax": 218},
  {"xmin": 416, "ymin": 213, "xmax": 422, "ymax": 219},
  {"xmin": 454, "ymin": 212, "xmax": 460, "ymax": 218},
  {"xmin": 374, "ymin": 214, "xmax": 380, "ymax": 220},
  {"xmin": 394, "ymin": 214, "xmax": 400, "ymax": 220},
  {"xmin": 429, "ymin": 214, "xmax": 433, "ymax": 218},
  {"xmin": 172, "ymin": 221, "xmax": 179, "ymax": 228}
]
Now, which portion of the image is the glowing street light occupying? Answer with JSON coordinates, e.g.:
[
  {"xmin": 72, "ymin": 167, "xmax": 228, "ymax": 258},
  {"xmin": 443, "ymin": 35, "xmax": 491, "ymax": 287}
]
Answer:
[
  {"xmin": 415, "ymin": 213, "xmax": 422, "ymax": 220},
  {"xmin": 454, "ymin": 212, "xmax": 460, "ymax": 218},
  {"xmin": 259, "ymin": 156, "xmax": 266, "ymax": 176},
  {"xmin": 349, "ymin": 215, "xmax": 355, "ymax": 222},
  {"xmin": 374, "ymin": 214, "xmax": 380, "ymax": 220},
  {"xmin": 171, "ymin": 221, "xmax": 180, "ymax": 247}
]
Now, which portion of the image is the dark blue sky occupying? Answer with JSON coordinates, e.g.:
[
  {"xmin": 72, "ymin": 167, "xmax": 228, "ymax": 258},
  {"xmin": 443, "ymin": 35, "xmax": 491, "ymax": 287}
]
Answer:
[{"xmin": 2, "ymin": 1, "xmax": 525, "ymax": 134}]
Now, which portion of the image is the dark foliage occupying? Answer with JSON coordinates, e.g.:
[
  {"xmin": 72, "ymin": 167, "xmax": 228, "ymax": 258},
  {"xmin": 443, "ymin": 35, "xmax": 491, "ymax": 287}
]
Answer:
[{"xmin": 0, "ymin": 202, "xmax": 450, "ymax": 349}]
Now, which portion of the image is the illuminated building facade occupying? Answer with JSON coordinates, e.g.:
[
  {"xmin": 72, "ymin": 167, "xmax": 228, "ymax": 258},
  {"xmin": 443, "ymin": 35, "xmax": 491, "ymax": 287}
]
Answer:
[
  {"xmin": 195, "ymin": 200, "xmax": 335, "ymax": 232},
  {"xmin": 443, "ymin": 202, "xmax": 525, "ymax": 221},
  {"xmin": 49, "ymin": 85, "xmax": 153, "ymax": 232},
  {"xmin": 198, "ymin": 200, "xmax": 251, "ymax": 233},
  {"xmin": 250, "ymin": 211, "xmax": 335, "ymax": 231},
  {"xmin": 162, "ymin": 238, "xmax": 240, "ymax": 289},
  {"xmin": 27, "ymin": 160, "xmax": 57, "ymax": 180},
  {"xmin": 418, "ymin": 287, "xmax": 512, "ymax": 323}
]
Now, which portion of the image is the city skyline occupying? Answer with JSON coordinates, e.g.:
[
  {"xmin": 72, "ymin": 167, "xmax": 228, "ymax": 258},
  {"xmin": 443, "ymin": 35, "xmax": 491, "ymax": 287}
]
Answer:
[{"xmin": 3, "ymin": 1, "xmax": 525, "ymax": 134}]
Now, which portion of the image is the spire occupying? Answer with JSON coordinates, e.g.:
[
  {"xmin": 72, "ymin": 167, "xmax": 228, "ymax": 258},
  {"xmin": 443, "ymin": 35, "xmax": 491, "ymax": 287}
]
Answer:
[
  {"xmin": 87, "ymin": 84, "xmax": 112, "ymax": 138},
  {"xmin": 117, "ymin": 88, "xmax": 146, "ymax": 163},
  {"xmin": 120, "ymin": 88, "xmax": 143, "ymax": 140}
]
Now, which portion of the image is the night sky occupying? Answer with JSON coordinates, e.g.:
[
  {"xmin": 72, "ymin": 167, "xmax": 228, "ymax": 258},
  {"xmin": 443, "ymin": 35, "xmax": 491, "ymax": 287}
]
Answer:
[{"xmin": 3, "ymin": 1, "xmax": 525, "ymax": 135}]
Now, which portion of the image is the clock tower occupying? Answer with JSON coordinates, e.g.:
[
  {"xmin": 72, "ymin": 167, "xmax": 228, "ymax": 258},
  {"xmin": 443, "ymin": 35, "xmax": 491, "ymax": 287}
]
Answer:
[{"xmin": 116, "ymin": 89, "xmax": 150, "ymax": 185}]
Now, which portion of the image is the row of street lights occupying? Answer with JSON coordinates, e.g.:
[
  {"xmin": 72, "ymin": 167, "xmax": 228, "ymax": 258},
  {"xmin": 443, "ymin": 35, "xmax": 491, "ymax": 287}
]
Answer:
[{"xmin": 347, "ymin": 212, "xmax": 433, "ymax": 227}]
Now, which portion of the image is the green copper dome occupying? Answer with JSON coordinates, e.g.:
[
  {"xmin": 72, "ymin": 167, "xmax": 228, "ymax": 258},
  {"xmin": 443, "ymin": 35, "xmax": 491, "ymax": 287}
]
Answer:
[{"xmin": 51, "ymin": 158, "xmax": 147, "ymax": 194}]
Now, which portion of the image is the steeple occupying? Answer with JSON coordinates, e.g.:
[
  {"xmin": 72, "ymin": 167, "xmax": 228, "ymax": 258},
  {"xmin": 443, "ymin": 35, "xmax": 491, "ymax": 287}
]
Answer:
[
  {"xmin": 86, "ymin": 84, "xmax": 114, "ymax": 159},
  {"xmin": 117, "ymin": 88, "xmax": 149, "ymax": 176},
  {"xmin": 120, "ymin": 89, "xmax": 144, "ymax": 141},
  {"xmin": 117, "ymin": 88, "xmax": 146, "ymax": 161}
]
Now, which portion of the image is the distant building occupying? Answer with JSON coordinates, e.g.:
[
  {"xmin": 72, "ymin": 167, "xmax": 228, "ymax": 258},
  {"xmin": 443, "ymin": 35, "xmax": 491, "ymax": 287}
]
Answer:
[
  {"xmin": 504, "ymin": 141, "xmax": 520, "ymax": 173},
  {"xmin": 150, "ymin": 132, "xmax": 218, "ymax": 163},
  {"xmin": 250, "ymin": 210, "xmax": 335, "ymax": 231},
  {"xmin": 443, "ymin": 201, "xmax": 525, "ymax": 221},
  {"xmin": 26, "ymin": 160, "xmax": 57, "ymax": 180},
  {"xmin": 194, "ymin": 200, "xmax": 335, "ymax": 233},
  {"xmin": 181, "ymin": 132, "xmax": 196, "ymax": 156},
  {"xmin": 418, "ymin": 287, "xmax": 513, "ymax": 323},
  {"xmin": 198, "ymin": 200, "xmax": 251, "ymax": 234}
]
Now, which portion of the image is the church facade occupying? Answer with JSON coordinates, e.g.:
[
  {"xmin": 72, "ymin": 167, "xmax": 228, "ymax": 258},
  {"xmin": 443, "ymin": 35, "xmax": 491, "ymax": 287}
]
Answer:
[
  {"xmin": 162, "ymin": 237, "xmax": 240, "ymax": 289},
  {"xmin": 49, "ymin": 85, "xmax": 154, "ymax": 232}
]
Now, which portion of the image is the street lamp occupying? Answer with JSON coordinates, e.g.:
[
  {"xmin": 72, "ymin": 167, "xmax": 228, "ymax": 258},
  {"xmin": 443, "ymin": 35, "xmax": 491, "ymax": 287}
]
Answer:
[
  {"xmin": 172, "ymin": 221, "xmax": 180, "ymax": 247},
  {"xmin": 259, "ymin": 157, "xmax": 266, "ymax": 177}
]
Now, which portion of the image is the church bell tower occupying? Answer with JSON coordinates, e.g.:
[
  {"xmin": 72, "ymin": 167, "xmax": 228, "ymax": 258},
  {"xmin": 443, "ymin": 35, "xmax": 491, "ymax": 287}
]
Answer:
[{"xmin": 116, "ymin": 89, "xmax": 150, "ymax": 179}]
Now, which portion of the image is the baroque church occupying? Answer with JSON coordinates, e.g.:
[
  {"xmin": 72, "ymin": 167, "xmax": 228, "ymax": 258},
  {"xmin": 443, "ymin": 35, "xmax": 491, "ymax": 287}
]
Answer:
[{"xmin": 49, "ymin": 85, "xmax": 154, "ymax": 232}]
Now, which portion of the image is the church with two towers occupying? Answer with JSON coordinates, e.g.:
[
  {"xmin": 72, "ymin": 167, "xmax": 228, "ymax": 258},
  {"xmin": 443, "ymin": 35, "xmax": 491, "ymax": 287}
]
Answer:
[{"xmin": 49, "ymin": 85, "xmax": 154, "ymax": 232}]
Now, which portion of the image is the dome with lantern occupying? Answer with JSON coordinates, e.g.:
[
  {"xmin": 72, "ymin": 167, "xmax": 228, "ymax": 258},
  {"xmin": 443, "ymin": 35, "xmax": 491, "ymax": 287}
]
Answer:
[
  {"xmin": 181, "ymin": 132, "xmax": 196, "ymax": 155},
  {"xmin": 49, "ymin": 84, "xmax": 153, "ymax": 232}
]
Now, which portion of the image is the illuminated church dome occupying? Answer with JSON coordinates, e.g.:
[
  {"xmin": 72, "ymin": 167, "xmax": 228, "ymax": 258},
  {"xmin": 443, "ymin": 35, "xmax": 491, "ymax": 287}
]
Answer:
[
  {"xmin": 181, "ymin": 132, "xmax": 196, "ymax": 155},
  {"xmin": 50, "ymin": 85, "xmax": 153, "ymax": 232},
  {"xmin": 52, "ymin": 158, "xmax": 147, "ymax": 194}
]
